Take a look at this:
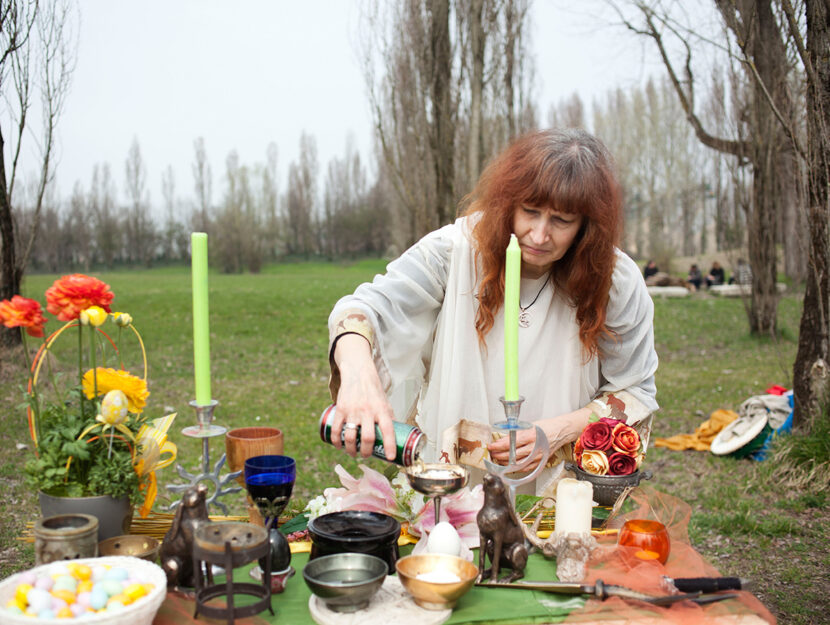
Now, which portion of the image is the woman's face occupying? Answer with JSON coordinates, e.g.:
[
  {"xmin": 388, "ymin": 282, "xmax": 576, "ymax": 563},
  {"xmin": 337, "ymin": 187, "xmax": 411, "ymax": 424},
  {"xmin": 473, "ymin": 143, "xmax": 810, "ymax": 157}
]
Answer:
[{"xmin": 512, "ymin": 205, "xmax": 583, "ymax": 278}]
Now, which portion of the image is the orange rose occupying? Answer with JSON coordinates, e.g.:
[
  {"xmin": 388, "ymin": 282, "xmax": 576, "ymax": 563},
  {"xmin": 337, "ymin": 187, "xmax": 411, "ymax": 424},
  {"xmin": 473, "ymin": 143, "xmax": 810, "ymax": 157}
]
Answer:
[
  {"xmin": 580, "ymin": 449, "xmax": 609, "ymax": 475},
  {"xmin": 611, "ymin": 422, "xmax": 640, "ymax": 455},
  {"xmin": 45, "ymin": 274, "xmax": 114, "ymax": 322},
  {"xmin": 573, "ymin": 437, "xmax": 584, "ymax": 466},
  {"xmin": 0, "ymin": 295, "xmax": 47, "ymax": 337}
]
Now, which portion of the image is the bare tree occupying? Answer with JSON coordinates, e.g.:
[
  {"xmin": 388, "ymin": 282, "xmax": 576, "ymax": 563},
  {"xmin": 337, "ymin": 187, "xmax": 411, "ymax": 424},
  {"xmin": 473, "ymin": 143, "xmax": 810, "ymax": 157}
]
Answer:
[
  {"xmin": 124, "ymin": 138, "xmax": 155, "ymax": 265},
  {"xmin": 191, "ymin": 136, "xmax": 212, "ymax": 235},
  {"xmin": 286, "ymin": 132, "xmax": 317, "ymax": 257},
  {"xmin": 0, "ymin": 0, "xmax": 76, "ymax": 345}
]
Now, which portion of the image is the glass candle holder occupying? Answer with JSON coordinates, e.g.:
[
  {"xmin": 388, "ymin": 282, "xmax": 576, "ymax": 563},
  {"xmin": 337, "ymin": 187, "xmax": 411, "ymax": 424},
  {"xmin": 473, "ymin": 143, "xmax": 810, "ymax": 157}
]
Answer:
[{"xmin": 618, "ymin": 519, "xmax": 670, "ymax": 564}]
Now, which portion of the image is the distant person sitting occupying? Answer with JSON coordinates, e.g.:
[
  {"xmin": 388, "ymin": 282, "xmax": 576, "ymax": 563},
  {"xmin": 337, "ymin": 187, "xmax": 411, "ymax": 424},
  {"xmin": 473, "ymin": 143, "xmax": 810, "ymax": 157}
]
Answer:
[
  {"xmin": 643, "ymin": 260, "xmax": 659, "ymax": 280},
  {"xmin": 729, "ymin": 258, "xmax": 753, "ymax": 285},
  {"xmin": 705, "ymin": 261, "xmax": 725, "ymax": 288},
  {"xmin": 687, "ymin": 264, "xmax": 702, "ymax": 291}
]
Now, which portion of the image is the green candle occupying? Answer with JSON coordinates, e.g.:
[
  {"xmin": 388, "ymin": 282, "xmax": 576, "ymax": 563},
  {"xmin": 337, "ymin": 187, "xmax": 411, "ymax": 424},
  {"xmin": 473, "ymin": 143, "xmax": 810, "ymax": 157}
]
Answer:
[
  {"xmin": 191, "ymin": 232, "xmax": 212, "ymax": 405},
  {"xmin": 504, "ymin": 233, "xmax": 521, "ymax": 400}
]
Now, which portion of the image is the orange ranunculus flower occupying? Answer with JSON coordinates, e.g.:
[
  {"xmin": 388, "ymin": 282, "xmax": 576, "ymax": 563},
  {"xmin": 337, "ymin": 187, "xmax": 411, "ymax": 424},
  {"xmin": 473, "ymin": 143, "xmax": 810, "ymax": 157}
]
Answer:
[
  {"xmin": 45, "ymin": 274, "xmax": 114, "ymax": 322},
  {"xmin": 83, "ymin": 367, "xmax": 149, "ymax": 413},
  {"xmin": 0, "ymin": 295, "xmax": 47, "ymax": 337}
]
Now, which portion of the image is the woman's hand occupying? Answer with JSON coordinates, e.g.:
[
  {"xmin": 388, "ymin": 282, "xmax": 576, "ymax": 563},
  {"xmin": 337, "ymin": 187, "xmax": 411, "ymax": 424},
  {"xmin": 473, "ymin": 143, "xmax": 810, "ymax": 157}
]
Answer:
[
  {"xmin": 486, "ymin": 407, "xmax": 592, "ymax": 471},
  {"xmin": 331, "ymin": 334, "xmax": 397, "ymax": 461}
]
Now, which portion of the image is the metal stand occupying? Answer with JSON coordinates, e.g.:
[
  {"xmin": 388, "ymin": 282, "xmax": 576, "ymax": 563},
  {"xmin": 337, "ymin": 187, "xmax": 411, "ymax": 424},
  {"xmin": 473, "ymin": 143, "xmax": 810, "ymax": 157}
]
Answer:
[
  {"xmin": 483, "ymin": 396, "xmax": 551, "ymax": 502},
  {"xmin": 168, "ymin": 399, "xmax": 242, "ymax": 514}
]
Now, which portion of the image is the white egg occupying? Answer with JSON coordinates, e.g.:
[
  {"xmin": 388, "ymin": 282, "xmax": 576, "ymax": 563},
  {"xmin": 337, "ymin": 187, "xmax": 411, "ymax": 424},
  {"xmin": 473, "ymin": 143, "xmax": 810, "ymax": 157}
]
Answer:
[{"xmin": 427, "ymin": 521, "xmax": 462, "ymax": 556}]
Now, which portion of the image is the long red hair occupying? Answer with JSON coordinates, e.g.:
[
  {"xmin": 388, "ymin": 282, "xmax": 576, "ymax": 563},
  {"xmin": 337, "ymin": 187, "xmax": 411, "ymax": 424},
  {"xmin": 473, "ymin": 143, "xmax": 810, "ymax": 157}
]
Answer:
[{"xmin": 462, "ymin": 128, "xmax": 623, "ymax": 358}]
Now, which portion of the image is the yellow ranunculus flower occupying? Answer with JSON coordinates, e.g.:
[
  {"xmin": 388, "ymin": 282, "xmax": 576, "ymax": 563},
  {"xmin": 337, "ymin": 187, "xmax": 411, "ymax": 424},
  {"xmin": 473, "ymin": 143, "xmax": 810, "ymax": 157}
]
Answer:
[
  {"xmin": 580, "ymin": 449, "xmax": 610, "ymax": 475},
  {"xmin": 82, "ymin": 367, "xmax": 149, "ymax": 413},
  {"xmin": 79, "ymin": 306, "xmax": 108, "ymax": 327},
  {"xmin": 112, "ymin": 311, "xmax": 133, "ymax": 327}
]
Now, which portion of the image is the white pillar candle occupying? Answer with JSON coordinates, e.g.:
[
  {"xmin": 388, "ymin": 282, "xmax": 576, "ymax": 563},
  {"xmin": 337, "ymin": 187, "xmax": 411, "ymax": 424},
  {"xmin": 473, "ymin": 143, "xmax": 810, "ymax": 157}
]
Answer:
[{"xmin": 554, "ymin": 478, "xmax": 594, "ymax": 536}]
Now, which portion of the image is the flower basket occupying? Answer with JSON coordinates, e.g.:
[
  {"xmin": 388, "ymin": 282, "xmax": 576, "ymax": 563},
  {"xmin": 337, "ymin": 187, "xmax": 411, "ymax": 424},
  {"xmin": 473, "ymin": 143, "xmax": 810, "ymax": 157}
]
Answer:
[{"xmin": 565, "ymin": 462, "xmax": 652, "ymax": 507}]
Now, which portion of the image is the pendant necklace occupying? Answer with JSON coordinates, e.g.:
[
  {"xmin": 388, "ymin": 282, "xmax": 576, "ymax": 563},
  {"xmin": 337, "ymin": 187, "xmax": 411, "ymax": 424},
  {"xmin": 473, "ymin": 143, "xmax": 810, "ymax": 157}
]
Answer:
[{"xmin": 519, "ymin": 273, "xmax": 551, "ymax": 328}]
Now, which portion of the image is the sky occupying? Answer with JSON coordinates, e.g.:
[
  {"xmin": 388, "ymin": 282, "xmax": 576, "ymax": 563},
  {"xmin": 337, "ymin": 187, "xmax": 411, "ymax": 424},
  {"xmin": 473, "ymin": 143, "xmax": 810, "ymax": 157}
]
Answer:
[{"xmin": 11, "ymin": 0, "xmax": 667, "ymax": 210}]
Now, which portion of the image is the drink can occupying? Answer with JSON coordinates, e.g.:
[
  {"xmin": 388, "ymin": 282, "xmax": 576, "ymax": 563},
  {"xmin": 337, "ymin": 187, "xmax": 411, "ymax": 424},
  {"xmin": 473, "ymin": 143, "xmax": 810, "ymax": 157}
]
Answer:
[{"xmin": 318, "ymin": 404, "xmax": 425, "ymax": 467}]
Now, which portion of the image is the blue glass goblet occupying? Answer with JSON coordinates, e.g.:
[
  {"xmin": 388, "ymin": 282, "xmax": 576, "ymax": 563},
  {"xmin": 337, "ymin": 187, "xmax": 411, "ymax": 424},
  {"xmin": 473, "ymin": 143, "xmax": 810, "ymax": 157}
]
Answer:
[
  {"xmin": 244, "ymin": 454, "xmax": 296, "ymax": 530},
  {"xmin": 244, "ymin": 454, "xmax": 296, "ymax": 582}
]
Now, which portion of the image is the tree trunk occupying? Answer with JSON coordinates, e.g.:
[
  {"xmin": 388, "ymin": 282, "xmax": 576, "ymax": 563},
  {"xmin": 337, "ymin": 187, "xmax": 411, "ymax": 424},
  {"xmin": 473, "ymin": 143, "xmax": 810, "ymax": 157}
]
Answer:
[
  {"xmin": 428, "ymin": 0, "xmax": 454, "ymax": 228},
  {"xmin": 0, "ymin": 127, "xmax": 22, "ymax": 346},
  {"xmin": 792, "ymin": 0, "xmax": 830, "ymax": 429},
  {"xmin": 467, "ymin": 0, "xmax": 485, "ymax": 187}
]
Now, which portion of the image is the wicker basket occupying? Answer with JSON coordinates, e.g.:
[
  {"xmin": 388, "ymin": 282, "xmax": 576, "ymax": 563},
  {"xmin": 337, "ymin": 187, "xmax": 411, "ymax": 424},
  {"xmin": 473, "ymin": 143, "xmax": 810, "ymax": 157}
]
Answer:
[
  {"xmin": 565, "ymin": 462, "xmax": 652, "ymax": 507},
  {"xmin": 0, "ymin": 556, "xmax": 166, "ymax": 625}
]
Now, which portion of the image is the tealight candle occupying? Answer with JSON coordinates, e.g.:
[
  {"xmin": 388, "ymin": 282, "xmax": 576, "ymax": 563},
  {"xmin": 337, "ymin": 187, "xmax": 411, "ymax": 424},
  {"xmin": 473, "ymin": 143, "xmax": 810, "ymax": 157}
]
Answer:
[{"xmin": 553, "ymin": 478, "xmax": 593, "ymax": 536}]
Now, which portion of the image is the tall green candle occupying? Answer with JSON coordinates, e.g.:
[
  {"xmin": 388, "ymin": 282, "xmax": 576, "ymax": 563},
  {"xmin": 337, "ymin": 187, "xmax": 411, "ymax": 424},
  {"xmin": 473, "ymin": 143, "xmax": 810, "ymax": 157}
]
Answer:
[
  {"xmin": 191, "ymin": 232, "xmax": 212, "ymax": 405},
  {"xmin": 504, "ymin": 233, "xmax": 521, "ymax": 400}
]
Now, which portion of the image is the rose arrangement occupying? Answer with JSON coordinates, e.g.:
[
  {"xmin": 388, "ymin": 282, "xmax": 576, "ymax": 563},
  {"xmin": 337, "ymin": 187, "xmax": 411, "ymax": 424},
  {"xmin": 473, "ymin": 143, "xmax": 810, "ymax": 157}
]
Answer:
[
  {"xmin": 573, "ymin": 416, "xmax": 643, "ymax": 476},
  {"xmin": 0, "ymin": 274, "xmax": 176, "ymax": 517}
]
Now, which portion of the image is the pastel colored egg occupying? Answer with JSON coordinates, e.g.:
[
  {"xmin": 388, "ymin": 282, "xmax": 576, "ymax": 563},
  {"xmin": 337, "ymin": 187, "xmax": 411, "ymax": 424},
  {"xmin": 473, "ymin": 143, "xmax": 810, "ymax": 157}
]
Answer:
[
  {"xmin": 34, "ymin": 576, "xmax": 54, "ymax": 591},
  {"xmin": 123, "ymin": 583, "xmax": 147, "ymax": 602},
  {"xmin": 56, "ymin": 606, "xmax": 74, "ymax": 618},
  {"xmin": 100, "ymin": 580, "xmax": 124, "ymax": 596},
  {"xmin": 14, "ymin": 583, "xmax": 33, "ymax": 604},
  {"xmin": 76, "ymin": 591, "xmax": 91, "ymax": 607},
  {"xmin": 69, "ymin": 563, "xmax": 92, "ymax": 581},
  {"xmin": 6, "ymin": 597, "xmax": 26, "ymax": 611},
  {"xmin": 51, "ymin": 589, "xmax": 75, "ymax": 605},
  {"xmin": 70, "ymin": 603, "xmax": 87, "ymax": 617},
  {"xmin": 37, "ymin": 609, "xmax": 56, "ymax": 619},
  {"xmin": 26, "ymin": 587, "xmax": 52, "ymax": 612},
  {"xmin": 91, "ymin": 566, "xmax": 108, "ymax": 581},
  {"xmin": 5, "ymin": 605, "xmax": 24, "ymax": 615},
  {"xmin": 53, "ymin": 575, "xmax": 77, "ymax": 592},
  {"xmin": 89, "ymin": 588, "xmax": 108, "ymax": 610},
  {"xmin": 77, "ymin": 579, "xmax": 93, "ymax": 594},
  {"xmin": 18, "ymin": 571, "xmax": 37, "ymax": 586},
  {"xmin": 107, "ymin": 600, "xmax": 125, "ymax": 612},
  {"xmin": 108, "ymin": 593, "xmax": 131, "ymax": 606},
  {"xmin": 104, "ymin": 567, "xmax": 129, "ymax": 582}
]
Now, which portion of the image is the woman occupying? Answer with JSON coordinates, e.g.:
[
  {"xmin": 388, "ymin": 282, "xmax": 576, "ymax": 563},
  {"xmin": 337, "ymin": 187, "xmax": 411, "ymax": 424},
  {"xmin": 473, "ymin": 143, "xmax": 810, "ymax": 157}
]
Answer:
[{"xmin": 326, "ymin": 129, "xmax": 658, "ymax": 495}]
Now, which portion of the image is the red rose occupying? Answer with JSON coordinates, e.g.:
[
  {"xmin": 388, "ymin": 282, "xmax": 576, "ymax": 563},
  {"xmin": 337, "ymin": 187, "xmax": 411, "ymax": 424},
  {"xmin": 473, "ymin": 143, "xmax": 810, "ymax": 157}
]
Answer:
[
  {"xmin": 0, "ymin": 295, "xmax": 47, "ymax": 337},
  {"xmin": 580, "ymin": 421, "xmax": 613, "ymax": 450},
  {"xmin": 611, "ymin": 422, "xmax": 641, "ymax": 455},
  {"xmin": 46, "ymin": 274, "xmax": 114, "ymax": 322},
  {"xmin": 607, "ymin": 452, "xmax": 638, "ymax": 476},
  {"xmin": 573, "ymin": 437, "xmax": 584, "ymax": 465}
]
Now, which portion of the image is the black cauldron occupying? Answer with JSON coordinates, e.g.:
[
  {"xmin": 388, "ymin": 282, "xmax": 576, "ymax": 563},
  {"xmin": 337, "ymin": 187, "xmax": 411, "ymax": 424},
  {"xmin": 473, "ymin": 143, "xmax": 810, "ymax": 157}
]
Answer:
[{"xmin": 307, "ymin": 511, "xmax": 400, "ymax": 574}]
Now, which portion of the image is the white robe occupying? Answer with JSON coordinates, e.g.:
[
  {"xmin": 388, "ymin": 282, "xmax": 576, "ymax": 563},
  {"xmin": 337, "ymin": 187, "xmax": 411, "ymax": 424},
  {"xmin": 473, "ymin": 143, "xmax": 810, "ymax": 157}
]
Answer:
[{"xmin": 328, "ymin": 216, "xmax": 658, "ymax": 494}]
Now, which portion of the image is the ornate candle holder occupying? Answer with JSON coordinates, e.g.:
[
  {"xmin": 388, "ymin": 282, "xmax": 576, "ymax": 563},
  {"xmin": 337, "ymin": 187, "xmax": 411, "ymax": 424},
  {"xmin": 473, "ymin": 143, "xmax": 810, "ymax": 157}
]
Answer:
[
  {"xmin": 167, "ymin": 400, "xmax": 243, "ymax": 515},
  {"xmin": 483, "ymin": 396, "xmax": 550, "ymax": 502}
]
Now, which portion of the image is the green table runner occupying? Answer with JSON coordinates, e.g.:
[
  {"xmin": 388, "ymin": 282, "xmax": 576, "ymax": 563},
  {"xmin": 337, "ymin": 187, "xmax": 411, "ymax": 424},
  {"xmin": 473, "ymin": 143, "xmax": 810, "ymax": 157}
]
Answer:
[{"xmin": 157, "ymin": 548, "xmax": 584, "ymax": 625}]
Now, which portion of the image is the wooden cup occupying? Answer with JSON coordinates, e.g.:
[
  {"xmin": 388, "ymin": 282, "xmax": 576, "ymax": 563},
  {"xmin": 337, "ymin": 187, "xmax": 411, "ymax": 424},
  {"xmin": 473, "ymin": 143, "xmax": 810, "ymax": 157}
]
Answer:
[{"xmin": 225, "ymin": 427, "xmax": 284, "ymax": 526}]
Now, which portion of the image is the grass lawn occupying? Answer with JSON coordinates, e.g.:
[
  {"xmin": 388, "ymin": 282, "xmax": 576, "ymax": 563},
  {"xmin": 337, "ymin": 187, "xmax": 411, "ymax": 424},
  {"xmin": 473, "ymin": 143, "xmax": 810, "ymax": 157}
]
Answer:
[{"xmin": 0, "ymin": 262, "xmax": 826, "ymax": 623}]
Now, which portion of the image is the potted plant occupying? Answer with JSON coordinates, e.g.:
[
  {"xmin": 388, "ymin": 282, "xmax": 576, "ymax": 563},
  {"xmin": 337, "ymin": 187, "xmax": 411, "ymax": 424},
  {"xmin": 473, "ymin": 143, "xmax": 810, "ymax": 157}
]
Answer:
[{"xmin": 0, "ymin": 274, "xmax": 176, "ymax": 540}]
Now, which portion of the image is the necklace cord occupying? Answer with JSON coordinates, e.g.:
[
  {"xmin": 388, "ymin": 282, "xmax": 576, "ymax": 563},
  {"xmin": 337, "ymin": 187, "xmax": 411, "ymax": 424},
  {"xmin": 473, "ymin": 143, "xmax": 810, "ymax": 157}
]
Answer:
[{"xmin": 519, "ymin": 273, "xmax": 551, "ymax": 312}]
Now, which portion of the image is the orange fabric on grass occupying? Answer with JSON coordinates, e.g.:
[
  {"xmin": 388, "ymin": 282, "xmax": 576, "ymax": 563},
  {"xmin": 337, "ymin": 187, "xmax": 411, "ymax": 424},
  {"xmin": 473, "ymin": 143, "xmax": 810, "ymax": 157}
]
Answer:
[{"xmin": 653, "ymin": 409, "xmax": 739, "ymax": 451}]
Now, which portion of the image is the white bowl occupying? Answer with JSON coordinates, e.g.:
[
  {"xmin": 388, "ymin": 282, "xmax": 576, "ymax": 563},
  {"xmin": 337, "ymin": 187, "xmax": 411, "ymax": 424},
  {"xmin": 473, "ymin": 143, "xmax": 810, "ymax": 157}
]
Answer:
[{"xmin": 0, "ymin": 555, "xmax": 166, "ymax": 625}]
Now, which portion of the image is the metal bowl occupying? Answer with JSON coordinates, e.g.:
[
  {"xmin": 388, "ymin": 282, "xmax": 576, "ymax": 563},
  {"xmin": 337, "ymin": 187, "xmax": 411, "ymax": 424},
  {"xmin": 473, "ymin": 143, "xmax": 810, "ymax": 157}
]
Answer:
[
  {"xmin": 395, "ymin": 553, "xmax": 478, "ymax": 610},
  {"xmin": 405, "ymin": 463, "xmax": 469, "ymax": 498},
  {"xmin": 565, "ymin": 462, "xmax": 652, "ymax": 507},
  {"xmin": 97, "ymin": 535, "xmax": 161, "ymax": 562},
  {"xmin": 303, "ymin": 552, "xmax": 388, "ymax": 613}
]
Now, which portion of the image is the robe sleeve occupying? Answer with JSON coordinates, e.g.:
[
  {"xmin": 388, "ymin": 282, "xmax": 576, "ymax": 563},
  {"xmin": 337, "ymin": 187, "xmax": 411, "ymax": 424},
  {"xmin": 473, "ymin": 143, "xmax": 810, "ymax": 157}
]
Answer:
[
  {"xmin": 327, "ymin": 222, "xmax": 457, "ymax": 405},
  {"xmin": 589, "ymin": 251, "xmax": 659, "ymax": 445}
]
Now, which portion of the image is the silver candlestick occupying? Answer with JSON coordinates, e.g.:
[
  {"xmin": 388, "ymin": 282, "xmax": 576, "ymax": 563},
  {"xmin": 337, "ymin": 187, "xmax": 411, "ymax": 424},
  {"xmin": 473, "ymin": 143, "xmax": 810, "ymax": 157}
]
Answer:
[
  {"xmin": 167, "ymin": 399, "xmax": 242, "ymax": 515},
  {"xmin": 483, "ymin": 396, "xmax": 551, "ymax": 502}
]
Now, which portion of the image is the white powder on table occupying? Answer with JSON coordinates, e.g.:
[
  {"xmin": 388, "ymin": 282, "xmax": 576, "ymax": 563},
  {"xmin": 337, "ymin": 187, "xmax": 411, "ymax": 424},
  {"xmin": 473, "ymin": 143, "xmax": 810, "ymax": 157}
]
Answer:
[{"xmin": 415, "ymin": 569, "xmax": 462, "ymax": 583}]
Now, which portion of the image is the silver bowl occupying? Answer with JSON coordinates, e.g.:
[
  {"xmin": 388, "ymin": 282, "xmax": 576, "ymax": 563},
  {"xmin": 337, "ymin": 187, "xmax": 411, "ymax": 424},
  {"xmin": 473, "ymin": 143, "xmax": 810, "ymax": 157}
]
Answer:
[
  {"xmin": 565, "ymin": 462, "xmax": 652, "ymax": 506},
  {"xmin": 303, "ymin": 552, "xmax": 388, "ymax": 612},
  {"xmin": 405, "ymin": 463, "xmax": 469, "ymax": 497}
]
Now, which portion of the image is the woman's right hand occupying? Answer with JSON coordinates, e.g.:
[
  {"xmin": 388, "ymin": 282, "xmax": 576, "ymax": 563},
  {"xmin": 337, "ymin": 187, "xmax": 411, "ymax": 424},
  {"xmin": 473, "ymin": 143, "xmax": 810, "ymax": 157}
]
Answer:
[{"xmin": 331, "ymin": 334, "xmax": 397, "ymax": 461}]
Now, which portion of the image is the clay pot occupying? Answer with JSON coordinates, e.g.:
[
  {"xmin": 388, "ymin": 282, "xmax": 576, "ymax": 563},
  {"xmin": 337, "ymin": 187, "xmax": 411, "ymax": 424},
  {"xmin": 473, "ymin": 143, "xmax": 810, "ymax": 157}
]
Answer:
[{"xmin": 225, "ymin": 426, "xmax": 284, "ymax": 525}]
